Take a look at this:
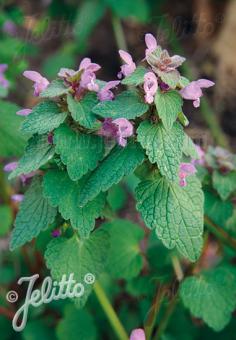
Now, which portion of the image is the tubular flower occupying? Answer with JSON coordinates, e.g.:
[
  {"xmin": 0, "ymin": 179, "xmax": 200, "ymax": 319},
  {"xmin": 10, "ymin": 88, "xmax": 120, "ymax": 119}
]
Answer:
[
  {"xmin": 143, "ymin": 72, "xmax": 158, "ymax": 104},
  {"xmin": 98, "ymin": 80, "xmax": 120, "ymax": 101},
  {"xmin": 99, "ymin": 118, "xmax": 133, "ymax": 147},
  {"xmin": 180, "ymin": 79, "xmax": 215, "ymax": 108},
  {"xmin": 23, "ymin": 70, "xmax": 49, "ymax": 96},
  {"xmin": 130, "ymin": 328, "xmax": 146, "ymax": 340},
  {"xmin": 11, "ymin": 194, "xmax": 24, "ymax": 202},
  {"xmin": 16, "ymin": 108, "xmax": 32, "ymax": 116},
  {"xmin": 118, "ymin": 50, "xmax": 136, "ymax": 78},
  {"xmin": 179, "ymin": 163, "xmax": 197, "ymax": 187},
  {"xmin": 0, "ymin": 64, "xmax": 9, "ymax": 88},
  {"xmin": 145, "ymin": 33, "xmax": 157, "ymax": 57}
]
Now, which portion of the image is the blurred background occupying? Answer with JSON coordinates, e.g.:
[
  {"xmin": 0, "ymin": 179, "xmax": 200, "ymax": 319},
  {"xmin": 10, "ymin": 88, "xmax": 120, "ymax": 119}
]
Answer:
[{"xmin": 0, "ymin": 0, "xmax": 236, "ymax": 339}]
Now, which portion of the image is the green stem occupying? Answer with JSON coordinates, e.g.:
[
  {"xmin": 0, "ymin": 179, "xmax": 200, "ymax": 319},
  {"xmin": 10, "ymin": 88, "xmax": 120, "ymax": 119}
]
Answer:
[
  {"xmin": 153, "ymin": 293, "xmax": 179, "ymax": 340},
  {"xmin": 0, "ymin": 164, "xmax": 10, "ymax": 204},
  {"xmin": 171, "ymin": 256, "xmax": 184, "ymax": 282},
  {"xmin": 144, "ymin": 284, "xmax": 167, "ymax": 340},
  {"xmin": 93, "ymin": 281, "xmax": 129, "ymax": 340},
  {"xmin": 112, "ymin": 15, "xmax": 128, "ymax": 51},
  {"xmin": 157, "ymin": 17, "xmax": 229, "ymax": 149},
  {"xmin": 204, "ymin": 215, "xmax": 236, "ymax": 252}
]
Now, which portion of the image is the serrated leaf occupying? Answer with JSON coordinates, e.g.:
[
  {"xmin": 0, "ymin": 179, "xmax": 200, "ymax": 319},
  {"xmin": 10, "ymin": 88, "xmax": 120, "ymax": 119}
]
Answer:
[
  {"xmin": 10, "ymin": 177, "xmax": 56, "ymax": 250},
  {"xmin": 78, "ymin": 141, "xmax": 145, "ymax": 206},
  {"xmin": 0, "ymin": 100, "xmax": 27, "ymax": 157},
  {"xmin": 155, "ymin": 89, "xmax": 183, "ymax": 130},
  {"xmin": 21, "ymin": 101, "xmax": 67, "ymax": 135},
  {"xmin": 158, "ymin": 70, "xmax": 180, "ymax": 88},
  {"xmin": 45, "ymin": 229, "xmax": 110, "ymax": 307},
  {"xmin": 54, "ymin": 124, "xmax": 104, "ymax": 181},
  {"xmin": 56, "ymin": 305, "xmax": 96, "ymax": 340},
  {"xmin": 180, "ymin": 266, "xmax": 236, "ymax": 331},
  {"xmin": 137, "ymin": 121, "xmax": 184, "ymax": 181},
  {"xmin": 204, "ymin": 190, "xmax": 233, "ymax": 227},
  {"xmin": 103, "ymin": 219, "xmax": 144, "ymax": 279},
  {"xmin": 40, "ymin": 80, "xmax": 69, "ymax": 98},
  {"xmin": 9, "ymin": 134, "xmax": 55, "ymax": 179},
  {"xmin": 67, "ymin": 92, "xmax": 100, "ymax": 129},
  {"xmin": 212, "ymin": 170, "xmax": 236, "ymax": 201},
  {"xmin": 43, "ymin": 170, "xmax": 106, "ymax": 238},
  {"xmin": 183, "ymin": 134, "xmax": 199, "ymax": 159},
  {"xmin": 121, "ymin": 66, "xmax": 147, "ymax": 86},
  {"xmin": 136, "ymin": 174, "xmax": 204, "ymax": 261},
  {"xmin": 93, "ymin": 90, "xmax": 148, "ymax": 119}
]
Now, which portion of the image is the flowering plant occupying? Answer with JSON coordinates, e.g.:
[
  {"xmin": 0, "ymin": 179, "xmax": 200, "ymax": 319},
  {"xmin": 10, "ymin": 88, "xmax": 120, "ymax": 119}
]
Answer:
[{"xmin": 4, "ymin": 33, "xmax": 236, "ymax": 339}]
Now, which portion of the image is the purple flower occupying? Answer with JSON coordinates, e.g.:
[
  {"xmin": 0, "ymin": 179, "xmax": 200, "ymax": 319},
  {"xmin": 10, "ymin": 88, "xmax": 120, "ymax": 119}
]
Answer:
[
  {"xmin": 0, "ymin": 64, "xmax": 9, "ymax": 88},
  {"xmin": 23, "ymin": 70, "xmax": 49, "ymax": 96},
  {"xmin": 58, "ymin": 68, "xmax": 77, "ymax": 78},
  {"xmin": 52, "ymin": 229, "xmax": 61, "ymax": 238},
  {"xmin": 192, "ymin": 145, "xmax": 205, "ymax": 166},
  {"xmin": 4, "ymin": 161, "xmax": 18, "ymax": 172},
  {"xmin": 179, "ymin": 163, "xmax": 197, "ymax": 187},
  {"xmin": 143, "ymin": 72, "xmax": 158, "ymax": 104},
  {"xmin": 98, "ymin": 80, "xmax": 120, "ymax": 101},
  {"xmin": 180, "ymin": 79, "xmax": 215, "ymax": 108},
  {"xmin": 2, "ymin": 20, "xmax": 17, "ymax": 35},
  {"xmin": 11, "ymin": 194, "xmax": 24, "ymax": 202},
  {"xmin": 130, "ymin": 328, "xmax": 146, "ymax": 340},
  {"xmin": 16, "ymin": 108, "xmax": 32, "ymax": 116},
  {"xmin": 47, "ymin": 132, "xmax": 54, "ymax": 144},
  {"xmin": 79, "ymin": 57, "xmax": 101, "ymax": 92},
  {"xmin": 99, "ymin": 118, "xmax": 133, "ymax": 147},
  {"xmin": 145, "ymin": 33, "xmax": 157, "ymax": 57},
  {"xmin": 118, "ymin": 50, "xmax": 136, "ymax": 78},
  {"xmin": 20, "ymin": 172, "xmax": 38, "ymax": 185}
]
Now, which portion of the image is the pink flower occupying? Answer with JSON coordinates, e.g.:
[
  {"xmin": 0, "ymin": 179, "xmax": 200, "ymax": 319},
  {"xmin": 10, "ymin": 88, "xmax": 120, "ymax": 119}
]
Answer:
[
  {"xmin": 98, "ymin": 80, "xmax": 120, "ymax": 101},
  {"xmin": 20, "ymin": 172, "xmax": 38, "ymax": 185},
  {"xmin": 0, "ymin": 64, "xmax": 9, "ymax": 88},
  {"xmin": 130, "ymin": 328, "xmax": 146, "ymax": 340},
  {"xmin": 179, "ymin": 163, "xmax": 197, "ymax": 187},
  {"xmin": 4, "ymin": 161, "xmax": 18, "ymax": 172},
  {"xmin": 143, "ymin": 72, "xmax": 158, "ymax": 104},
  {"xmin": 145, "ymin": 33, "xmax": 157, "ymax": 57},
  {"xmin": 118, "ymin": 50, "xmax": 136, "ymax": 78},
  {"xmin": 11, "ymin": 194, "xmax": 24, "ymax": 202},
  {"xmin": 16, "ymin": 108, "xmax": 32, "ymax": 116},
  {"xmin": 99, "ymin": 118, "xmax": 133, "ymax": 147},
  {"xmin": 58, "ymin": 68, "xmax": 77, "ymax": 78},
  {"xmin": 192, "ymin": 145, "xmax": 205, "ymax": 166},
  {"xmin": 23, "ymin": 70, "xmax": 49, "ymax": 96},
  {"xmin": 52, "ymin": 229, "xmax": 61, "ymax": 238},
  {"xmin": 113, "ymin": 118, "xmax": 133, "ymax": 147},
  {"xmin": 2, "ymin": 20, "xmax": 17, "ymax": 35},
  {"xmin": 180, "ymin": 79, "xmax": 215, "ymax": 108},
  {"xmin": 79, "ymin": 57, "xmax": 101, "ymax": 92}
]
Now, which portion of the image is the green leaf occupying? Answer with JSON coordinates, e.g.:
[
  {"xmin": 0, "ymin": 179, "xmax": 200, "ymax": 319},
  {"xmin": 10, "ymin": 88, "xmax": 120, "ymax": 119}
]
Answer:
[
  {"xmin": 45, "ymin": 229, "xmax": 110, "ymax": 307},
  {"xmin": 178, "ymin": 111, "xmax": 189, "ymax": 127},
  {"xmin": 43, "ymin": 170, "xmax": 106, "ymax": 238},
  {"xmin": 212, "ymin": 170, "xmax": 236, "ymax": 201},
  {"xmin": 158, "ymin": 70, "xmax": 180, "ymax": 89},
  {"xmin": 107, "ymin": 184, "xmax": 127, "ymax": 211},
  {"xmin": 78, "ymin": 141, "xmax": 145, "ymax": 206},
  {"xmin": 0, "ymin": 205, "xmax": 13, "ymax": 236},
  {"xmin": 54, "ymin": 124, "xmax": 104, "ymax": 181},
  {"xmin": 0, "ymin": 100, "xmax": 27, "ymax": 157},
  {"xmin": 182, "ymin": 134, "xmax": 199, "ymax": 159},
  {"xmin": 137, "ymin": 121, "xmax": 184, "ymax": 181},
  {"xmin": 105, "ymin": 0, "xmax": 149, "ymax": 22},
  {"xmin": 136, "ymin": 174, "xmax": 204, "ymax": 261},
  {"xmin": 121, "ymin": 66, "xmax": 147, "ymax": 86},
  {"xmin": 93, "ymin": 90, "xmax": 148, "ymax": 119},
  {"xmin": 103, "ymin": 219, "xmax": 144, "ymax": 279},
  {"xmin": 10, "ymin": 177, "xmax": 57, "ymax": 250},
  {"xmin": 21, "ymin": 101, "xmax": 67, "ymax": 135},
  {"xmin": 74, "ymin": 0, "xmax": 106, "ymax": 52},
  {"xmin": 179, "ymin": 76, "xmax": 190, "ymax": 88},
  {"xmin": 9, "ymin": 134, "xmax": 55, "ymax": 179},
  {"xmin": 57, "ymin": 305, "xmax": 96, "ymax": 340},
  {"xmin": 154, "ymin": 89, "xmax": 183, "ymax": 130},
  {"xmin": 67, "ymin": 92, "xmax": 100, "ymax": 129},
  {"xmin": 204, "ymin": 190, "xmax": 233, "ymax": 227},
  {"xmin": 180, "ymin": 266, "xmax": 236, "ymax": 331},
  {"xmin": 40, "ymin": 80, "xmax": 69, "ymax": 98}
]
